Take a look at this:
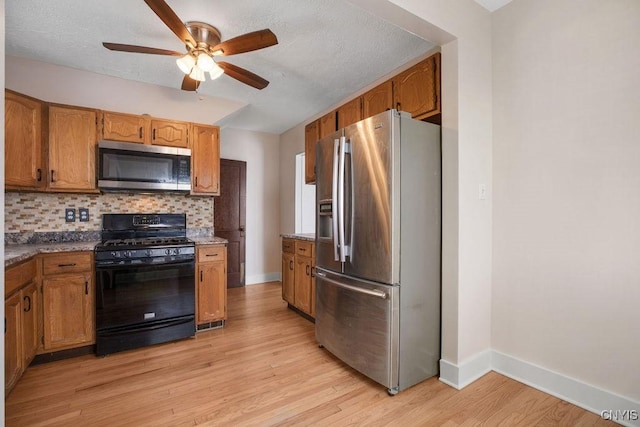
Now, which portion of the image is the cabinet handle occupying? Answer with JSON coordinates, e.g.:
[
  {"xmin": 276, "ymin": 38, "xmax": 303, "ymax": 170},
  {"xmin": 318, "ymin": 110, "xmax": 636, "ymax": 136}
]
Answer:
[
  {"xmin": 195, "ymin": 176, "xmax": 198, "ymax": 187},
  {"xmin": 206, "ymin": 253, "xmax": 218, "ymax": 257},
  {"xmin": 153, "ymin": 128, "xmax": 156, "ymax": 140},
  {"xmin": 51, "ymin": 170, "xmax": 55, "ymax": 182},
  {"xmin": 200, "ymin": 271, "xmax": 203, "ymax": 282},
  {"xmin": 23, "ymin": 295, "xmax": 31, "ymax": 312},
  {"xmin": 299, "ymin": 248, "xmax": 306, "ymax": 252},
  {"xmin": 396, "ymin": 102, "xmax": 401, "ymax": 111},
  {"xmin": 58, "ymin": 263, "xmax": 77, "ymax": 267},
  {"xmin": 85, "ymin": 281, "xmax": 89, "ymax": 295},
  {"xmin": 139, "ymin": 127, "xmax": 143, "ymax": 139},
  {"xmin": 37, "ymin": 169, "xmax": 42, "ymax": 182},
  {"xmin": 306, "ymin": 265, "xmax": 310, "ymax": 276},
  {"xmin": 289, "ymin": 260, "xmax": 294, "ymax": 270}
]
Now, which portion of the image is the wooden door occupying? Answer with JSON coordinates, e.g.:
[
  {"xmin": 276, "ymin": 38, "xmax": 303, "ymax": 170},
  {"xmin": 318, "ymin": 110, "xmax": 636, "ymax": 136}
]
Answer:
[
  {"xmin": 337, "ymin": 97, "xmax": 362, "ymax": 129},
  {"xmin": 48, "ymin": 106, "xmax": 97, "ymax": 191},
  {"xmin": 304, "ymin": 120, "xmax": 319, "ymax": 184},
  {"xmin": 282, "ymin": 253, "xmax": 295, "ymax": 304},
  {"xmin": 42, "ymin": 274, "xmax": 95, "ymax": 351},
  {"xmin": 294, "ymin": 257, "xmax": 312, "ymax": 315},
  {"xmin": 191, "ymin": 124, "xmax": 220, "ymax": 195},
  {"xmin": 393, "ymin": 53, "xmax": 441, "ymax": 120},
  {"xmin": 362, "ymin": 80, "xmax": 393, "ymax": 119},
  {"xmin": 102, "ymin": 111, "xmax": 148, "ymax": 144},
  {"xmin": 151, "ymin": 119, "xmax": 189, "ymax": 148},
  {"xmin": 21, "ymin": 281, "xmax": 39, "ymax": 365},
  {"xmin": 214, "ymin": 159, "xmax": 246, "ymax": 287},
  {"xmin": 5, "ymin": 292, "xmax": 23, "ymax": 395},
  {"xmin": 197, "ymin": 261, "xmax": 227, "ymax": 322},
  {"xmin": 4, "ymin": 90, "xmax": 45, "ymax": 190}
]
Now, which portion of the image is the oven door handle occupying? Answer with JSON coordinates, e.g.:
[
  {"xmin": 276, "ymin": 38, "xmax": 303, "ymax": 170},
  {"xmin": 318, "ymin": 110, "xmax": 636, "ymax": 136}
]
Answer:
[
  {"xmin": 97, "ymin": 316, "xmax": 194, "ymax": 337},
  {"xmin": 95, "ymin": 258, "xmax": 195, "ymax": 270}
]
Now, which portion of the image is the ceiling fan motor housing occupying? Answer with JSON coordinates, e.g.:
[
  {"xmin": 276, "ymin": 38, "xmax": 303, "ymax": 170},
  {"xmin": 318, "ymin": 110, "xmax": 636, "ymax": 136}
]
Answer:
[{"xmin": 185, "ymin": 21, "xmax": 221, "ymax": 52}]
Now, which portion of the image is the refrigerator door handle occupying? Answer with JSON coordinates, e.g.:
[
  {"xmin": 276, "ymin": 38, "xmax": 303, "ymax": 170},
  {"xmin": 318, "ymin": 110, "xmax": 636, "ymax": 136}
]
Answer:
[
  {"xmin": 316, "ymin": 271, "xmax": 387, "ymax": 300},
  {"xmin": 332, "ymin": 138, "xmax": 340, "ymax": 261},
  {"xmin": 338, "ymin": 136, "xmax": 347, "ymax": 263}
]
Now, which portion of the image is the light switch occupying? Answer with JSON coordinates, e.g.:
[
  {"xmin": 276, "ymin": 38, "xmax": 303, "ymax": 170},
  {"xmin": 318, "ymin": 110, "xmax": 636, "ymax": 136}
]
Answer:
[{"xmin": 478, "ymin": 184, "xmax": 487, "ymax": 200}]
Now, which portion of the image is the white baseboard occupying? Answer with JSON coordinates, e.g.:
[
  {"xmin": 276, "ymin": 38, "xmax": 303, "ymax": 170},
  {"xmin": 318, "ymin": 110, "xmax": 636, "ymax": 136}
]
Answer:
[
  {"xmin": 439, "ymin": 349, "xmax": 492, "ymax": 390},
  {"xmin": 440, "ymin": 349, "xmax": 640, "ymax": 426},
  {"xmin": 245, "ymin": 272, "xmax": 281, "ymax": 285},
  {"xmin": 492, "ymin": 350, "xmax": 640, "ymax": 427}
]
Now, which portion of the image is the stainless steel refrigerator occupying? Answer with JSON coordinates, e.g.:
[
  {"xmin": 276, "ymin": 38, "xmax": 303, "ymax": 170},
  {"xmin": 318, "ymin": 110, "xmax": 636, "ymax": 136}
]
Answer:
[{"xmin": 314, "ymin": 109, "xmax": 441, "ymax": 395}]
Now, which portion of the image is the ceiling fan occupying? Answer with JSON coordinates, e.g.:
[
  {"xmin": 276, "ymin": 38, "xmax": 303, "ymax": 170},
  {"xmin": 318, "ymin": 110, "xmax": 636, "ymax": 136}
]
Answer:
[{"xmin": 103, "ymin": 0, "xmax": 278, "ymax": 91}]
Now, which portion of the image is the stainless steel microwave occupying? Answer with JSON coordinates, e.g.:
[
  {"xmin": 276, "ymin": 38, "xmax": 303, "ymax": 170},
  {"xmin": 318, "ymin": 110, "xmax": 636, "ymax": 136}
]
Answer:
[{"xmin": 98, "ymin": 140, "xmax": 191, "ymax": 192}]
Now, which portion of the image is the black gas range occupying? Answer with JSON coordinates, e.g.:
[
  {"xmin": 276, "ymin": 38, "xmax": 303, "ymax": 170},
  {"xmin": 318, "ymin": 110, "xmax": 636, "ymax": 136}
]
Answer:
[{"xmin": 95, "ymin": 214, "xmax": 196, "ymax": 356}]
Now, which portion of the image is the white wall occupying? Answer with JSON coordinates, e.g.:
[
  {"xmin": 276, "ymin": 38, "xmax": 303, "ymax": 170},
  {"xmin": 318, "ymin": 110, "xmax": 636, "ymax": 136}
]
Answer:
[
  {"xmin": 279, "ymin": 124, "xmax": 305, "ymax": 234},
  {"xmin": 492, "ymin": 0, "xmax": 640, "ymax": 402},
  {"xmin": 220, "ymin": 128, "xmax": 281, "ymax": 284}
]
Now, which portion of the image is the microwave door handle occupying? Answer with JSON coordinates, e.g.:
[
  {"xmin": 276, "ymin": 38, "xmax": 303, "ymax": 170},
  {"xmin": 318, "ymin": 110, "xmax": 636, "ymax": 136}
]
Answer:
[
  {"xmin": 338, "ymin": 136, "xmax": 347, "ymax": 263},
  {"xmin": 332, "ymin": 138, "xmax": 340, "ymax": 262}
]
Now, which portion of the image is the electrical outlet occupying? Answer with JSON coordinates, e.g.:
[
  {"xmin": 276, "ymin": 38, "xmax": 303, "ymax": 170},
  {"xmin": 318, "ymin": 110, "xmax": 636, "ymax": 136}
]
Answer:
[
  {"xmin": 79, "ymin": 208, "xmax": 90, "ymax": 222},
  {"xmin": 65, "ymin": 208, "xmax": 76, "ymax": 222}
]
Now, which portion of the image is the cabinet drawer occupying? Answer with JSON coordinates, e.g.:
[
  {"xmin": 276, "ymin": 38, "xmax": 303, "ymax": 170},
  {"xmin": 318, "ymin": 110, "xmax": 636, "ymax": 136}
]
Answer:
[
  {"xmin": 5, "ymin": 258, "xmax": 37, "ymax": 297},
  {"xmin": 296, "ymin": 241, "xmax": 314, "ymax": 258},
  {"xmin": 42, "ymin": 252, "xmax": 92, "ymax": 276},
  {"xmin": 282, "ymin": 238, "xmax": 295, "ymax": 254},
  {"xmin": 198, "ymin": 245, "xmax": 226, "ymax": 263}
]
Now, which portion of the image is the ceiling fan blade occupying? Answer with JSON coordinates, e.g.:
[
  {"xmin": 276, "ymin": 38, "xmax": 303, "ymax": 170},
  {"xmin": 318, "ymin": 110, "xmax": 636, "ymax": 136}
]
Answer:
[
  {"xmin": 103, "ymin": 42, "xmax": 183, "ymax": 56},
  {"xmin": 211, "ymin": 29, "xmax": 278, "ymax": 56},
  {"xmin": 144, "ymin": 0, "xmax": 198, "ymax": 48},
  {"xmin": 217, "ymin": 62, "xmax": 269, "ymax": 90},
  {"xmin": 181, "ymin": 75, "xmax": 201, "ymax": 91}
]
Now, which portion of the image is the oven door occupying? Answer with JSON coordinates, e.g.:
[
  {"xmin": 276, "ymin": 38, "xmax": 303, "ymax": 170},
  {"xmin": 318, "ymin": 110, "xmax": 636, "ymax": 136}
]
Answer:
[{"xmin": 95, "ymin": 259, "xmax": 195, "ymax": 332}]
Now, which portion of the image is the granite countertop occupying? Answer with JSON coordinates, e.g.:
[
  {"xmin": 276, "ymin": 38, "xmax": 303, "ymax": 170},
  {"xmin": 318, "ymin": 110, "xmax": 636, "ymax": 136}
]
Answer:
[
  {"xmin": 5, "ymin": 241, "xmax": 101, "ymax": 268},
  {"xmin": 281, "ymin": 233, "xmax": 315, "ymax": 242},
  {"xmin": 5, "ymin": 237, "xmax": 229, "ymax": 268}
]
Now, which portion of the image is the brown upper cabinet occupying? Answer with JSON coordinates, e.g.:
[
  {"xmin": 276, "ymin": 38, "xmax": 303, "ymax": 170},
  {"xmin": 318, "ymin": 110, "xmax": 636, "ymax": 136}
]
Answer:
[
  {"xmin": 191, "ymin": 124, "xmax": 221, "ymax": 195},
  {"xmin": 101, "ymin": 111, "xmax": 147, "ymax": 144},
  {"xmin": 4, "ymin": 90, "xmax": 46, "ymax": 191},
  {"xmin": 362, "ymin": 80, "xmax": 393, "ymax": 119},
  {"xmin": 304, "ymin": 52, "xmax": 441, "ymax": 183},
  {"xmin": 48, "ymin": 105, "xmax": 99, "ymax": 192},
  {"xmin": 392, "ymin": 52, "xmax": 441, "ymax": 121},
  {"xmin": 337, "ymin": 97, "xmax": 363, "ymax": 129},
  {"xmin": 150, "ymin": 119, "xmax": 189, "ymax": 148}
]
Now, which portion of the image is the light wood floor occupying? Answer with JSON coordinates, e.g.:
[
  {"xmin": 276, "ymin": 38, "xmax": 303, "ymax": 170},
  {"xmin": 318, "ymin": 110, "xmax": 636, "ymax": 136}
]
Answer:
[{"xmin": 6, "ymin": 282, "xmax": 612, "ymax": 426}]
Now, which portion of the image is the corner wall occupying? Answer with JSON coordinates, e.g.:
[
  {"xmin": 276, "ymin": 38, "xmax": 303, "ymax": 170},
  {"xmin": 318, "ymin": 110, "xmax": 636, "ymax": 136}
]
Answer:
[{"xmin": 492, "ymin": 0, "xmax": 640, "ymax": 404}]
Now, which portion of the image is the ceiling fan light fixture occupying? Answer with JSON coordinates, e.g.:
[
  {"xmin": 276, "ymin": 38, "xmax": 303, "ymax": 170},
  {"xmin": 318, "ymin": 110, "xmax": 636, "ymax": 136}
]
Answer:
[
  {"xmin": 209, "ymin": 63, "xmax": 224, "ymax": 80},
  {"xmin": 176, "ymin": 54, "xmax": 196, "ymax": 74},
  {"xmin": 196, "ymin": 52, "xmax": 215, "ymax": 72},
  {"xmin": 189, "ymin": 65, "xmax": 206, "ymax": 82}
]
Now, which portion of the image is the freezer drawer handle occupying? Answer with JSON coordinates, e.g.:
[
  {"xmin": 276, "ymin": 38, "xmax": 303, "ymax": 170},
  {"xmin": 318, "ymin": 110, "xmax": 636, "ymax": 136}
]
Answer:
[{"xmin": 316, "ymin": 272, "xmax": 387, "ymax": 300}]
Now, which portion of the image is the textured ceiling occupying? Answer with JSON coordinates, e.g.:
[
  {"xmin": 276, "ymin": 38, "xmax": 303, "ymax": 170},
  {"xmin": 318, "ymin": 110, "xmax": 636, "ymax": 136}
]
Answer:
[{"xmin": 5, "ymin": 0, "xmax": 435, "ymax": 134}]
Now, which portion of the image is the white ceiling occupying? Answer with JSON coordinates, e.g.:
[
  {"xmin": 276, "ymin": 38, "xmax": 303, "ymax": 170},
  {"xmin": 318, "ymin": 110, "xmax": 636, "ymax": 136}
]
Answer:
[
  {"xmin": 474, "ymin": 0, "xmax": 514, "ymax": 12},
  {"xmin": 5, "ymin": 0, "xmax": 436, "ymax": 134}
]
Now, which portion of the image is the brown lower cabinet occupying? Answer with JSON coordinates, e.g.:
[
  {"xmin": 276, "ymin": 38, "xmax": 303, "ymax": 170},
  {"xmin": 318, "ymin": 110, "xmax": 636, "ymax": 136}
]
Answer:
[
  {"xmin": 196, "ymin": 244, "xmax": 228, "ymax": 326},
  {"xmin": 4, "ymin": 252, "xmax": 95, "ymax": 396},
  {"xmin": 281, "ymin": 238, "xmax": 316, "ymax": 319}
]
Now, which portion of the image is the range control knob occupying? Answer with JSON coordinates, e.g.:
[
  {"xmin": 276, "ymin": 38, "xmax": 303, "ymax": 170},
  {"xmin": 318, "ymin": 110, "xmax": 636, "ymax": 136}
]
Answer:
[
  {"xmin": 145, "ymin": 249, "xmax": 152, "ymax": 257},
  {"xmin": 110, "ymin": 251, "xmax": 120, "ymax": 258},
  {"xmin": 165, "ymin": 248, "xmax": 172, "ymax": 255},
  {"xmin": 123, "ymin": 250, "xmax": 132, "ymax": 258},
  {"xmin": 174, "ymin": 248, "xmax": 181, "ymax": 255}
]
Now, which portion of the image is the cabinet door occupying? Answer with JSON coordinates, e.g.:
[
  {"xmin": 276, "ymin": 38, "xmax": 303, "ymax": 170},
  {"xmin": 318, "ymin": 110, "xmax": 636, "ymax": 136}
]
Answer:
[
  {"xmin": 319, "ymin": 111, "xmax": 337, "ymax": 139},
  {"xmin": 337, "ymin": 97, "xmax": 362, "ymax": 129},
  {"xmin": 102, "ymin": 111, "xmax": 148, "ymax": 144},
  {"xmin": 42, "ymin": 274, "xmax": 95, "ymax": 351},
  {"xmin": 282, "ymin": 252, "xmax": 295, "ymax": 304},
  {"xmin": 5, "ymin": 292, "xmax": 23, "ymax": 395},
  {"xmin": 21, "ymin": 281, "xmax": 39, "ymax": 366},
  {"xmin": 294, "ymin": 256, "xmax": 312, "ymax": 315},
  {"xmin": 304, "ymin": 120, "xmax": 320, "ymax": 184},
  {"xmin": 197, "ymin": 261, "xmax": 226, "ymax": 323},
  {"xmin": 48, "ymin": 106, "xmax": 98, "ymax": 191},
  {"xmin": 362, "ymin": 80, "xmax": 393, "ymax": 119},
  {"xmin": 151, "ymin": 119, "xmax": 189, "ymax": 148},
  {"xmin": 191, "ymin": 124, "xmax": 220, "ymax": 195},
  {"xmin": 4, "ymin": 90, "xmax": 45, "ymax": 190},
  {"xmin": 393, "ymin": 53, "xmax": 441, "ymax": 120}
]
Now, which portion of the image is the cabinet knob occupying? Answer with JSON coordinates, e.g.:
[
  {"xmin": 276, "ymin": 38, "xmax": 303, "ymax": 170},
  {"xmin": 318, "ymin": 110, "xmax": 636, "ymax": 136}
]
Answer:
[
  {"xmin": 306, "ymin": 265, "xmax": 310, "ymax": 276},
  {"xmin": 51, "ymin": 170, "xmax": 55, "ymax": 182},
  {"xmin": 85, "ymin": 281, "xmax": 89, "ymax": 295},
  {"xmin": 139, "ymin": 127, "xmax": 143, "ymax": 139},
  {"xmin": 23, "ymin": 295, "xmax": 31, "ymax": 312},
  {"xmin": 37, "ymin": 169, "xmax": 42, "ymax": 182},
  {"xmin": 289, "ymin": 260, "xmax": 294, "ymax": 270}
]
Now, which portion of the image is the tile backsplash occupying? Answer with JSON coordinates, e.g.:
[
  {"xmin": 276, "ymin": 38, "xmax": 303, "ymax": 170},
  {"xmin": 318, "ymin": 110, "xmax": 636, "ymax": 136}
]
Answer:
[{"xmin": 5, "ymin": 192, "xmax": 214, "ymax": 233}]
